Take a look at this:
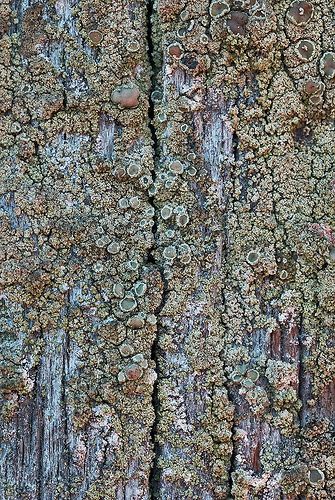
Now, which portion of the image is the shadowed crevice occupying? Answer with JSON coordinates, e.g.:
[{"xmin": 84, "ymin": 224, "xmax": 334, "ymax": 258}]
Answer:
[{"xmin": 146, "ymin": 0, "xmax": 166, "ymax": 496}]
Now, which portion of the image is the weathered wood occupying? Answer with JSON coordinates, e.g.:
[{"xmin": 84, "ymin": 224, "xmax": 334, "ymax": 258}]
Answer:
[
  {"xmin": 150, "ymin": 0, "xmax": 335, "ymax": 498},
  {"xmin": 0, "ymin": 0, "xmax": 334, "ymax": 499},
  {"xmin": 1, "ymin": 1, "xmax": 159, "ymax": 498}
]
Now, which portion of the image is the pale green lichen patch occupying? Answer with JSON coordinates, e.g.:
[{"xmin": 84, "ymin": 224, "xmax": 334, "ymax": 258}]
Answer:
[
  {"xmin": 117, "ymin": 371, "xmax": 126, "ymax": 383},
  {"xmin": 169, "ymin": 160, "xmax": 184, "ymax": 174},
  {"xmin": 127, "ymin": 163, "xmax": 141, "ymax": 177},
  {"xmin": 113, "ymin": 283, "xmax": 124, "ymax": 298},
  {"xmin": 163, "ymin": 245, "xmax": 177, "ymax": 260},
  {"xmin": 127, "ymin": 40, "xmax": 140, "ymax": 52},
  {"xmin": 246, "ymin": 368, "xmax": 259, "ymax": 382},
  {"xmin": 161, "ymin": 205, "xmax": 173, "ymax": 220},
  {"xmin": 107, "ymin": 242, "xmax": 121, "ymax": 254},
  {"xmin": 134, "ymin": 282, "xmax": 147, "ymax": 297},
  {"xmin": 132, "ymin": 353, "xmax": 148, "ymax": 368},
  {"xmin": 246, "ymin": 250, "xmax": 260, "ymax": 265}
]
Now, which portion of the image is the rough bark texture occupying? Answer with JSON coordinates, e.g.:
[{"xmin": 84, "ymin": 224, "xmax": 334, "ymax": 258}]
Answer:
[{"xmin": 0, "ymin": 0, "xmax": 334, "ymax": 499}]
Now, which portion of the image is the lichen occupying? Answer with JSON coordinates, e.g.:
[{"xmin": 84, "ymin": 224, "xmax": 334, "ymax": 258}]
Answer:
[
  {"xmin": 320, "ymin": 52, "xmax": 335, "ymax": 79},
  {"xmin": 111, "ymin": 84, "xmax": 140, "ymax": 109},
  {"xmin": 227, "ymin": 11, "xmax": 249, "ymax": 36},
  {"xmin": 209, "ymin": 1, "xmax": 230, "ymax": 18},
  {"xmin": 2, "ymin": 0, "xmax": 335, "ymax": 497},
  {"xmin": 295, "ymin": 39, "xmax": 316, "ymax": 62},
  {"xmin": 286, "ymin": 1, "xmax": 314, "ymax": 26}
]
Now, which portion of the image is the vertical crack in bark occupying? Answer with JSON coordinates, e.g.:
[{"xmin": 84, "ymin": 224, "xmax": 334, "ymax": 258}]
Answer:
[
  {"xmin": 297, "ymin": 317, "xmax": 309, "ymax": 429},
  {"xmin": 145, "ymin": 1, "xmax": 166, "ymax": 497},
  {"xmin": 224, "ymin": 123, "xmax": 239, "ymax": 497}
]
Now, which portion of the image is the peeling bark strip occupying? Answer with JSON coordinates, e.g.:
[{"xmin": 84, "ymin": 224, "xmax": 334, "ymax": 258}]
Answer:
[{"xmin": 0, "ymin": 1, "xmax": 335, "ymax": 500}]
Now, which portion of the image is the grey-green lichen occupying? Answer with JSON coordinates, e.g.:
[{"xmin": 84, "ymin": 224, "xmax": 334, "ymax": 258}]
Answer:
[
  {"xmin": 1, "ymin": 0, "xmax": 335, "ymax": 498},
  {"xmin": 0, "ymin": 0, "xmax": 162, "ymax": 497}
]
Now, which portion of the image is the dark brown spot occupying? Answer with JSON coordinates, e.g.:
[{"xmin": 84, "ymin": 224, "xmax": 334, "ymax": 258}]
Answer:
[
  {"xmin": 180, "ymin": 53, "xmax": 199, "ymax": 70},
  {"xmin": 88, "ymin": 30, "xmax": 103, "ymax": 45},
  {"xmin": 294, "ymin": 124, "xmax": 313, "ymax": 144},
  {"xmin": 168, "ymin": 43, "xmax": 183, "ymax": 59},
  {"xmin": 227, "ymin": 11, "xmax": 248, "ymax": 36}
]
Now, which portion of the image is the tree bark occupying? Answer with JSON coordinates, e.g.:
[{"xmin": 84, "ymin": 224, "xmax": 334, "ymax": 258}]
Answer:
[{"xmin": 0, "ymin": 1, "xmax": 334, "ymax": 499}]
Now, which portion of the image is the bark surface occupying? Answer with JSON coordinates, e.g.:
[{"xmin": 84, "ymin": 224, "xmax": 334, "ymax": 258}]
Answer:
[{"xmin": 0, "ymin": 1, "xmax": 334, "ymax": 499}]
